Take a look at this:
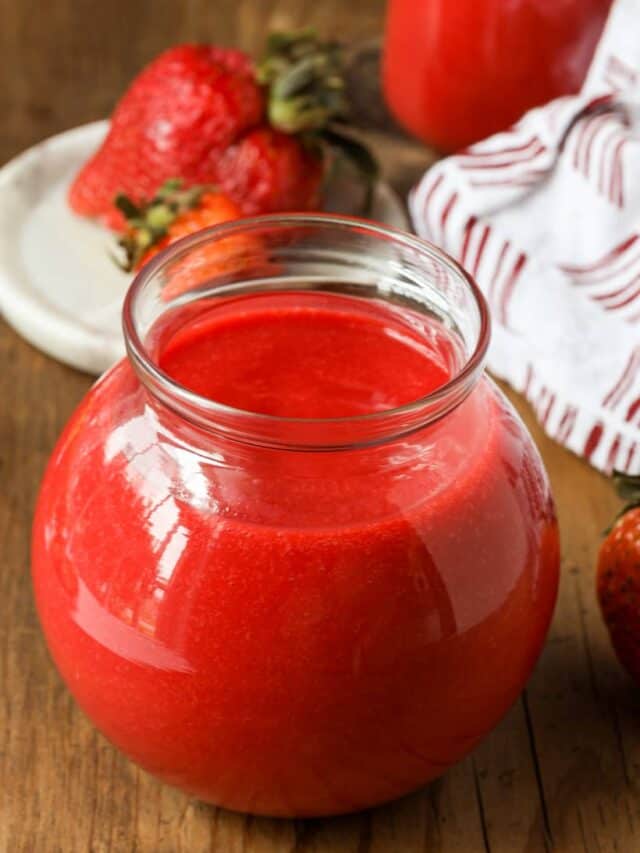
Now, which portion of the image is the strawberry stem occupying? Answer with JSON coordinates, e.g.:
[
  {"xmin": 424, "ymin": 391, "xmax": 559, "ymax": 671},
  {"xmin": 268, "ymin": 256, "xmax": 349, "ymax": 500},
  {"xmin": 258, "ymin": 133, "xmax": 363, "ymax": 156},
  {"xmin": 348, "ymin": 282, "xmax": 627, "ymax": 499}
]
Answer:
[
  {"xmin": 613, "ymin": 470, "xmax": 640, "ymax": 509},
  {"xmin": 605, "ymin": 470, "xmax": 640, "ymax": 532},
  {"xmin": 115, "ymin": 180, "xmax": 208, "ymax": 272},
  {"xmin": 258, "ymin": 30, "xmax": 380, "ymax": 216},
  {"xmin": 257, "ymin": 30, "xmax": 348, "ymax": 134}
]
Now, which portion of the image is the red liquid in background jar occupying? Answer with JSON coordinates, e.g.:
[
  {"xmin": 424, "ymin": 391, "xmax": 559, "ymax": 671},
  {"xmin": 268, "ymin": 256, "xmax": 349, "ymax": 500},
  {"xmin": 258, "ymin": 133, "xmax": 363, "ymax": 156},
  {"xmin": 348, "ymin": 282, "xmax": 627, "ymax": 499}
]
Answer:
[
  {"xmin": 383, "ymin": 0, "xmax": 613, "ymax": 151},
  {"xmin": 32, "ymin": 291, "xmax": 559, "ymax": 815}
]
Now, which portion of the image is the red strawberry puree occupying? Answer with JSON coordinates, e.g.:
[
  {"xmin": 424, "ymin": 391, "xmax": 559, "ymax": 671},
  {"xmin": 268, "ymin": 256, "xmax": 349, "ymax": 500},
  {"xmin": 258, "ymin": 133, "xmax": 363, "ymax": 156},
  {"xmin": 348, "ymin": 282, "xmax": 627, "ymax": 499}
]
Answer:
[{"xmin": 32, "ymin": 291, "xmax": 559, "ymax": 816}]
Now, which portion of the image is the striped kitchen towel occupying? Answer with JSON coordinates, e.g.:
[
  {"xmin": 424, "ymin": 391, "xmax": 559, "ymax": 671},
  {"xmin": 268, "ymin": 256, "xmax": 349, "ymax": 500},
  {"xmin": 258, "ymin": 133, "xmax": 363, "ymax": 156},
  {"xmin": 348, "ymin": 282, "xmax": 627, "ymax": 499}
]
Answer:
[{"xmin": 410, "ymin": 0, "xmax": 640, "ymax": 474}]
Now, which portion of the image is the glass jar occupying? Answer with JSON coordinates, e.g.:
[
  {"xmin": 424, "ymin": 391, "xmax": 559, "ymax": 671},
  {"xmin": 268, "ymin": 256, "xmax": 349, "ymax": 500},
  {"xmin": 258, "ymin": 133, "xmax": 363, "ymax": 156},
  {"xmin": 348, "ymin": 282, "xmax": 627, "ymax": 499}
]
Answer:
[
  {"xmin": 383, "ymin": 0, "xmax": 613, "ymax": 152},
  {"xmin": 32, "ymin": 215, "xmax": 559, "ymax": 817}
]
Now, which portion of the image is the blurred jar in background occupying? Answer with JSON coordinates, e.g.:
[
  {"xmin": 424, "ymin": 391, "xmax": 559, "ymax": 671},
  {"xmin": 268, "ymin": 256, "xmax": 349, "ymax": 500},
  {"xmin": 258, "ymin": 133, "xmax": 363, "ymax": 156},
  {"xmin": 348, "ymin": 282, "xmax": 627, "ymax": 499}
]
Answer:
[{"xmin": 383, "ymin": 0, "xmax": 613, "ymax": 152}]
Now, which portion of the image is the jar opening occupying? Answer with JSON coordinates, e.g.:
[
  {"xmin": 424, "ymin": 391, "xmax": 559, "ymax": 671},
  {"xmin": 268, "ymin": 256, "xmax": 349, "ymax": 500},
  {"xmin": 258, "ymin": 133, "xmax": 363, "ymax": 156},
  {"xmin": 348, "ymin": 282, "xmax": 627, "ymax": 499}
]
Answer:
[{"xmin": 122, "ymin": 214, "xmax": 490, "ymax": 450}]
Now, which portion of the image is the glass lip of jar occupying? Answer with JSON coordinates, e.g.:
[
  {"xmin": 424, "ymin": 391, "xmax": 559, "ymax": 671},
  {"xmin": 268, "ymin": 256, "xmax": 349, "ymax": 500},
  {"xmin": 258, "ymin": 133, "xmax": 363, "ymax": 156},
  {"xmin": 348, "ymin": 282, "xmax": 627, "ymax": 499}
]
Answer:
[{"xmin": 122, "ymin": 213, "xmax": 491, "ymax": 452}]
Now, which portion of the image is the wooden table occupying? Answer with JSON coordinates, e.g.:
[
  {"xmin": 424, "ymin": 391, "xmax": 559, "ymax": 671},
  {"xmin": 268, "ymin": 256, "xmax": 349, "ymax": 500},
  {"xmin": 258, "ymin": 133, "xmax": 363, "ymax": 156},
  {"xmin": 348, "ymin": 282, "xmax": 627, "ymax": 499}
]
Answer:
[{"xmin": 1, "ymin": 2, "xmax": 635, "ymax": 851}]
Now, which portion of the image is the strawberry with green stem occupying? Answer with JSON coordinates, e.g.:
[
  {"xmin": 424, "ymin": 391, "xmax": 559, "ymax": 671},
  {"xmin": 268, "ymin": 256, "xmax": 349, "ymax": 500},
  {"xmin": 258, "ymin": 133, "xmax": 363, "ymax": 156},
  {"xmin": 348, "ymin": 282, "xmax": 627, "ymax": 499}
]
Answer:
[
  {"xmin": 115, "ymin": 180, "xmax": 261, "ymax": 300},
  {"xmin": 256, "ymin": 30, "xmax": 378, "ymax": 212},
  {"xmin": 70, "ymin": 31, "xmax": 378, "ymax": 230}
]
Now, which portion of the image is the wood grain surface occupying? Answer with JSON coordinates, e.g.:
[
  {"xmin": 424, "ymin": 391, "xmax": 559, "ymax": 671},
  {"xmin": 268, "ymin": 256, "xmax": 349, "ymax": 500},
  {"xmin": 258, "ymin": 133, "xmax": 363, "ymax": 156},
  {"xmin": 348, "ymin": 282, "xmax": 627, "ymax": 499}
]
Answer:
[{"xmin": 0, "ymin": 2, "xmax": 635, "ymax": 851}]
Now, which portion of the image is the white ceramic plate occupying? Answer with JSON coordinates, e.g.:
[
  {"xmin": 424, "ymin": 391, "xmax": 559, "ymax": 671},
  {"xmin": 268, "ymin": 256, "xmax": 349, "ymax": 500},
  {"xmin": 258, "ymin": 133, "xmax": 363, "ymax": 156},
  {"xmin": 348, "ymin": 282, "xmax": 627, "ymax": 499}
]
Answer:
[{"xmin": 0, "ymin": 121, "xmax": 409, "ymax": 375}]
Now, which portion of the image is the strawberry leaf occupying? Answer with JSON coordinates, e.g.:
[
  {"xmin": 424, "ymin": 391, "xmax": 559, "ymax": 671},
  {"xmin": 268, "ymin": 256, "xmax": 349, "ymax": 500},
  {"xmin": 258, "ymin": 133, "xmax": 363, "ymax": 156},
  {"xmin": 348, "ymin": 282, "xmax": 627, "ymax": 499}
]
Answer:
[{"xmin": 319, "ymin": 127, "xmax": 379, "ymax": 215}]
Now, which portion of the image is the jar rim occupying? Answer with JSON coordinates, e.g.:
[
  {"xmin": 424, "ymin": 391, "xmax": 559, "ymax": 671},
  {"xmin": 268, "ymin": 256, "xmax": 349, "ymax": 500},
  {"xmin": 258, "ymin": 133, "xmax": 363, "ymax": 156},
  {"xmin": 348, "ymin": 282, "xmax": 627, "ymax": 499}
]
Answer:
[{"xmin": 122, "ymin": 213, "xmax": 491, "ymax": 451}]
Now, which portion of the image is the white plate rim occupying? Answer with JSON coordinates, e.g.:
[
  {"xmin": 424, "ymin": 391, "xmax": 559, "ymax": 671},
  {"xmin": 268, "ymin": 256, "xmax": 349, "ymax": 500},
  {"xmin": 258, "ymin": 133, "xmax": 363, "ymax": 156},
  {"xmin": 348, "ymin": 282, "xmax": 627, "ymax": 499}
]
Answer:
[{"xmin": 0, "ymin": 122, "xmax": 118, "ymax": 372}]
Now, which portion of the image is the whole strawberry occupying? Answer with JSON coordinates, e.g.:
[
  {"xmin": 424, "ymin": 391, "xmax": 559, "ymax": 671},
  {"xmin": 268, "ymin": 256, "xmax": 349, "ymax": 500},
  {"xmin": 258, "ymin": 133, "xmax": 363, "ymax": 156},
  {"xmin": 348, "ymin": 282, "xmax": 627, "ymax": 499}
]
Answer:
[
  {"xmin": 597, "ymin": 473, "xmax": 640, "ymax": 683},
  {"xmin": 69, "ymin": 45, "xmax": 264, "ymax": 230}
]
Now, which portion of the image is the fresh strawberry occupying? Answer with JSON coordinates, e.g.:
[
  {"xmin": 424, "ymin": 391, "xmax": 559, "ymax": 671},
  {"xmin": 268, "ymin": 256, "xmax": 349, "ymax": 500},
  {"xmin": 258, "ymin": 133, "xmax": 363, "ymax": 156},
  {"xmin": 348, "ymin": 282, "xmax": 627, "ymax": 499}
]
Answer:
[
  {"xmin": 597, "ymin": 473, "xmax": 640, "ymax": 683},
  {"xmin": 69, "ymin": 45, "xmax": 264, "ymax": 230},
  {"xmin": 116, "ymin": 180, "xmax": 260, "ymax": 300},
  {"xmin": 117, "ymin": 181, "xmax": 243, "ymax": 270},
  {"xmin": 216, "ymin": 127, "xmax": 322, "ymax": 215}
]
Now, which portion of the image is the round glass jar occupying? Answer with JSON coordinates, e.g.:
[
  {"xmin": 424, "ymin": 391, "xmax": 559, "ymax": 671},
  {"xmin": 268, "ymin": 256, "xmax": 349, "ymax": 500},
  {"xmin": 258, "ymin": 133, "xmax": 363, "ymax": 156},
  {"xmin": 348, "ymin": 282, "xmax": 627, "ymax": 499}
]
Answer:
[{"xmin": 32, "ymin": 215, "xmax": 559, "ymax": 817}]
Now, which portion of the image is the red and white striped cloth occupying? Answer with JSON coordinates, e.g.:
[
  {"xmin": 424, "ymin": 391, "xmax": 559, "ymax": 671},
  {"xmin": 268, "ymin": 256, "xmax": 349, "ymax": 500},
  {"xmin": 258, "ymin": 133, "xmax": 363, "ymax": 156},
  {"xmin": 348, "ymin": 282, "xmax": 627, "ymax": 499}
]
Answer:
[{"xmin": 410, "ymin": 0, "xmax": 640, "ymax": 474}]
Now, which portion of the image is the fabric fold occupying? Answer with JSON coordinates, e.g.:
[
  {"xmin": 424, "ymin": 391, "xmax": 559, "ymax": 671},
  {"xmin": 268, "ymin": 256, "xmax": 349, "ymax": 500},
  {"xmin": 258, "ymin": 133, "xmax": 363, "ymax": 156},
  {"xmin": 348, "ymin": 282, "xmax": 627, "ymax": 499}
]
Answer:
[{"xmin": 410, "ymin": 0, "xmax": 640, "ymax": 473}]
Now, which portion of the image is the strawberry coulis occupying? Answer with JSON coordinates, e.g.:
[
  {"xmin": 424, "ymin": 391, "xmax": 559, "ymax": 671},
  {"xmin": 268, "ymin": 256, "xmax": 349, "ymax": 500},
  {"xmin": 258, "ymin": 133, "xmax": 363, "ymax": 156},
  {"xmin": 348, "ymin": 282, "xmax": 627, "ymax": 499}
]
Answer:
[
  {"xmin": 158, "ymin": 293, "xmax": 454, "ymax": 418},
  {"xmin": 32, "ymin": 291, "xmax": 559, "ymax": 815}
]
